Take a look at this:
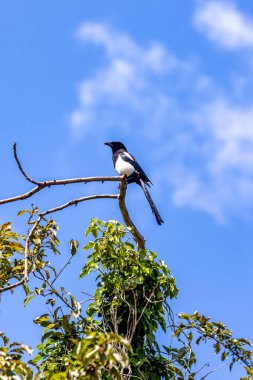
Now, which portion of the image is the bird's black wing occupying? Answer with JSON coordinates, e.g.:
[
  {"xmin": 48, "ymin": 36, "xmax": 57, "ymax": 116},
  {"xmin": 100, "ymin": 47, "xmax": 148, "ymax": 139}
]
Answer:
[{"xmin": 120, "ymin": 152, "xmax": 152, "ymax": 185}]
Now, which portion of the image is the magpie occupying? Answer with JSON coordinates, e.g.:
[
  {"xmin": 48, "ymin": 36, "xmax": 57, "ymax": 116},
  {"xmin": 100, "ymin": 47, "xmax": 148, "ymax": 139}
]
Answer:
[{"xmin": 104, "ymin": 141, "xmax": 164, "ymax": 225}]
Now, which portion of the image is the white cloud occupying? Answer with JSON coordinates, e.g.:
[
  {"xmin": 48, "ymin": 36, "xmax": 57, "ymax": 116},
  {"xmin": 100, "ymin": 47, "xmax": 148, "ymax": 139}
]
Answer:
[
  {"xmin": 193, "ymin": 1, "xmax": 253, "ymax": 49},
  {"xmin": 76, "ymin": 22, "xmax": 179, "ymax": 73},
  {"xmin": 70, "ymin": 23, "xmax": 186, "ymax": 139},
  {"xmin": 70, "ymin": 21, "xmax": 253, "ymax": 222},
  {"xmin": 169, "ymin": 99, "xmax": 253, "ymax": 221}
]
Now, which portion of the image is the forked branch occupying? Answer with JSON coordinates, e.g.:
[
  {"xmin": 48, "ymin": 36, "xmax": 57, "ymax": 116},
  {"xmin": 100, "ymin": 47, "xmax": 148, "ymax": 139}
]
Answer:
[
  {"xmin": 0, "ymin": 144, "xmax": 145, "ymax": 293},
  {"xmin": 0, "ymin": 144, "xmax": 121, "ymax": 205}
]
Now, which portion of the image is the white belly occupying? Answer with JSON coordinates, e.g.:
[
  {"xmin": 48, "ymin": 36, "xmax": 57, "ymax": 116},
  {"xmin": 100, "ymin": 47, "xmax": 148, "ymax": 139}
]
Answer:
[{"xmin": 115, "ymin": 156, "xmax": 135, "ymax": 176}]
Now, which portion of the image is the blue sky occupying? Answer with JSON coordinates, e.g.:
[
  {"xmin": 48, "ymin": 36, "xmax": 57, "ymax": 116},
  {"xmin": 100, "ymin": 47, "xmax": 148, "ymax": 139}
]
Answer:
[{"xmin": 1, "ymin": 1, "xmax": 253, "ymax": 378}]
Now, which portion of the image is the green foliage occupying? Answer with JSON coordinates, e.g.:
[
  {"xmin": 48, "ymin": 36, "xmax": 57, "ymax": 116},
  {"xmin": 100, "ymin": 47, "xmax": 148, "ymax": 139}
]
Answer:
[
  {"xmin": 0, "ymin": 207, "xmax": 60, "ymax": 294},
  {"xmin": 176, "ymin": 311, "xmax": 253, "ymax": 374},
  {"xmin": 0, "ymin": 332, "xmax": 34, "ymax": 379},
  {"xmin": 1, "ymin": 217, "xmax": 253, "ymax": 379},
  {"xmin": 30, "ymin": 307, "xmax": 131, "ymax": 379},
  {"xmin": 81, "ymin": 219, "xmax": 179, "ymax": 378},
  {"xmin": 38, "ymin": 331, "xmax": 130, "ymax": 380},
  {"xmin": 0, "ymin": 221, "xmax": 25, "ymax": 289},
  {"xmin": 31, "ymin": 311, "xmax": 83, "ymax": 377},
  {"xmin": 82, "ymin": 218, "xmax": 178, "ymax": 328}
]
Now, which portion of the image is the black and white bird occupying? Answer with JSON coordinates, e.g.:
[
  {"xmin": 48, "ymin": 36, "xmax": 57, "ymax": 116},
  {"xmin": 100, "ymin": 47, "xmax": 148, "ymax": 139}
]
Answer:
[{"xmin": 105, "ymin": 141, "xmax": 164, "ymax": 225}]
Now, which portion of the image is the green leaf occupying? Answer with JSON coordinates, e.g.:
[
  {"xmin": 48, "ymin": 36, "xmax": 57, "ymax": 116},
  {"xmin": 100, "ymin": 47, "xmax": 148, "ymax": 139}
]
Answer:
[
  {"xmin": 24, "ymin": 295, "xmax": 34, "ymax": 307},
  {"xmin": 69, "ymin": 239, "xmax": 79, "ymax": 256},
  {"xmin": 33, "ymin": 314, "xmax": 50, "ymax": 327},
  {"xmin": 83, "ymin": 241, "xmax": 94, "ymax": 251},
  {"xmin": 17, "ymin": 209, "xmax": 28, "ymax": 217}
]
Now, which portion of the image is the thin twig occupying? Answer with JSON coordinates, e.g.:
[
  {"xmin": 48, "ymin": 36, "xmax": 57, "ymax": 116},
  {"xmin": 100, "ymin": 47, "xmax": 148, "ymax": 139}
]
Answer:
[
  {"xmin": 34, "ymin": 270, "xmax": 86, "ymax": 322},
  {"xmin": 40, "ymin": 194, "xmax": 118, "ymax": 217},
  {"xmin": 80, "ymin": 298, "xmax": 95, "ymax": 304},
  {"xmin": 81, "ymin": 291, "xmax": 94, "ymax": 297},
  {"xmin": 13, "ymin": 143, "xmax": 41, "ymax": 185},
  {"xmin": 199, "ymin": 362, "xmax": 228, "ymax": 380},
  {"xmin": 195, "ymin": 362, "xmax": 210, "ymax": 376},
  {"xmin": 51, "ymin": 255, "xmax": 73, "ymax": 286}
]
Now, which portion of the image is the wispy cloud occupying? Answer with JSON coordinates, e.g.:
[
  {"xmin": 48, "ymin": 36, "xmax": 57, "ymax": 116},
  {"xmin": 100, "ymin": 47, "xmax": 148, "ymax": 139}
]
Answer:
[
  {"xmin": 70, "ymin": 22, "xmax": 186, "ymax": 139},
  {"xmin": 169, "ymin": 98, "xmax": 253, "ymax": 220},
  {"xmin": 193, "ymin": 1, "xmax": 253, "ymax": 49},
  {"xmin": 70, "ymin": 21, "xmax": 253, "ymax": 222}
]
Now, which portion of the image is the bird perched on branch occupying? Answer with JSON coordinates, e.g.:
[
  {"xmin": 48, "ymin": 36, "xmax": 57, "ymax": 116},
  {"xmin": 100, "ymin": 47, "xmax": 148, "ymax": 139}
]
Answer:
[{"xmin": 104, "ymin": 141, "xmax": 164, "ymax": 225}]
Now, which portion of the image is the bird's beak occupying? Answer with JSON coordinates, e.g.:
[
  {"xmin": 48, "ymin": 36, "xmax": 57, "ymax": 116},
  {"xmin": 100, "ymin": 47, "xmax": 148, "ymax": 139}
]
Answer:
[{"xmin": 104, "ymin": 142, "xmax": 112, "ymax": 147}]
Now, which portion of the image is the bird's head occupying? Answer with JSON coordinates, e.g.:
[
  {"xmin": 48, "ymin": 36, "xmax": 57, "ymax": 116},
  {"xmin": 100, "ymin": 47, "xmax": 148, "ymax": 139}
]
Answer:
[{"xmin": 104, "ymin": 141, "xmax": 127, "ymax": 153}]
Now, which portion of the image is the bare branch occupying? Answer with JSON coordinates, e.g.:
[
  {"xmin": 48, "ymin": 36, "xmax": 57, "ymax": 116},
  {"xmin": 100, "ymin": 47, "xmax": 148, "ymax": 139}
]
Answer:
[
  {"xmin": 13, "ymin": 143, "xmax": 41, "ymax": 185},
  {"xmin": 118, "ymin": 176, "xmax": 145, "ymax": 250},
  {"xmin": 199, "ymin": 362, "xmax": 228, "ymax": 380},
  {"xmin": 0, "ymin": 177, "xmax": 121, "ymax": 205},
  {"xmin": 0, "ymin": 144, "xmax": 146, "ymax": 293},
  {"xmin": 0, "ymin": 278, "xmax": 25, "ymax": 292},
  {"xmin": 80, "ymin": 297, "xmax": 95, "ymax": 304},
  {"xmin": 51, "ymin": 255, "xmax": 74, "ymax": 286},
  {"xmin": 0, "ymin": 143, "xmax": 122, "ymax": 205},
  {"xmin": 0, "ymin": 186, "xmax": 42, "ymax": 205},
  {"xmin": 40, "ymin": 194, "xmax": 118, "ymax": 217},
  {"xmin": 81, "ymin": 291, "xmax": 94, "ymax": 297}
]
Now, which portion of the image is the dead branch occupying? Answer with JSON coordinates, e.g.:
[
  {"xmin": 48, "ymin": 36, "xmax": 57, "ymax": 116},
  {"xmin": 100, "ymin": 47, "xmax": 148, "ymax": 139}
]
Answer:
[
  {"xmin": 0, "ymin": 143, "xmax": 121, "ymax": 205},
  {"xmin": 118, "ymin": 176, "xmax": 145, "ymax": 250},
  {"xmin": 0, "ymin": 145, "xmax": 146, "ymax": 293},
  {"xmin": 40, "ymin": 194, "xmax": 118, "ymax": 216},
  {"xmin": 0, "ymin": 177, "xmax": 121, "ymax": 205},
  {"xmin": 13, "ymin": 143, "xmax": 41, "ymax": 185}
]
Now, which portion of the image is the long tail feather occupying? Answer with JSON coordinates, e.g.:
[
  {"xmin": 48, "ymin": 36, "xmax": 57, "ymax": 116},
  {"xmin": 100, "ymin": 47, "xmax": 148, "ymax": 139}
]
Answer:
[{"xmin": 139, "ymin": 179, "xmax": 164, "ymax": 225}]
